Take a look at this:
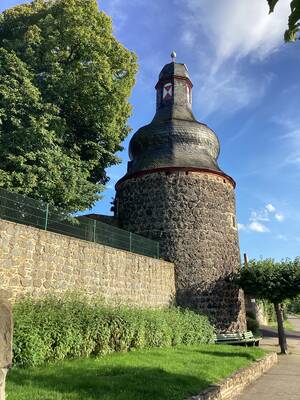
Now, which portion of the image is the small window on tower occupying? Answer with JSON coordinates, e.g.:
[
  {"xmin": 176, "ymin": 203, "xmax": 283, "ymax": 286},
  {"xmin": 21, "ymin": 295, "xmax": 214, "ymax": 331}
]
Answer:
[
  {"xmin": 156, "ymin": 89, "xmax": 162, "ymax": 108},
  {"xmin": 232, "ymin": 215, "xmax": 236, "ymax": 228},
  {"xmin": 163, "ymin": 83, "xmax": 172, "ymax": 101},
  {"xmin": 187, "ymin": 85, "xmax": 191, "ymax": 103}
]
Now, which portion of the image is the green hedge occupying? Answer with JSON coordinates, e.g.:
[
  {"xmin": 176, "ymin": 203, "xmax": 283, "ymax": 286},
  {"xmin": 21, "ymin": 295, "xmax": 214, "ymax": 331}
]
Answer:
[
  {"xmin": 13, "ymin": 296, "xmax": 215, "ymax": 367},
  {"xmin": 287, "ymin": 295, "xmax": 300, "ymax": 314},
  {"xmin": 246, "ymin": 315, "xmax": 260, "ymax": 335}
]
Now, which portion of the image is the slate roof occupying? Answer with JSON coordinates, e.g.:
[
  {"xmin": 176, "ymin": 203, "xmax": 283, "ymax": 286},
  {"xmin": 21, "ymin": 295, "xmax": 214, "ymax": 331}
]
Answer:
[
  {"xmin": 159, "ymin": 62, "xmax": 190, "ymax": 80},
  {"xmin": 126, "ymin": 61, "xmax": 223, "ymax": 176}
]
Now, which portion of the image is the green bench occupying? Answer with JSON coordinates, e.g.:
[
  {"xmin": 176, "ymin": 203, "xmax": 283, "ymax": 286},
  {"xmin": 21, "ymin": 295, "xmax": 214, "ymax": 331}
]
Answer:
[{"xmin": 214, "ymin": 331, "xmax": 261, "ymax": 346}]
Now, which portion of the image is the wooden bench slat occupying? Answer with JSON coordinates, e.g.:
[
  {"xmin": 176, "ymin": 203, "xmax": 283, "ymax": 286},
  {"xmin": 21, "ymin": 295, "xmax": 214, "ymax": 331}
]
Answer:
[{"xmin": 214, "ymin": 331, "xmax": 261, "ymax": 346}]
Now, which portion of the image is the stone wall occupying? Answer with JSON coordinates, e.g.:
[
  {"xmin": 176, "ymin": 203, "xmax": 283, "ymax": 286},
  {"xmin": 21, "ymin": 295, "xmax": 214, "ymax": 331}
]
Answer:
[
  {"xmin": 0, "ymin": 220, "xmax": 175, "ymax": 306},
  {"xmin": 245, "ymin": 296, "xmax": 269, "ymax": 325},
  {"xmin": 116, "ymin": 170, "xmax": 246, "ymax": 332},
  {"xmin": 190, "ymin": 352, "xmax": 278, "ymax": 400}
]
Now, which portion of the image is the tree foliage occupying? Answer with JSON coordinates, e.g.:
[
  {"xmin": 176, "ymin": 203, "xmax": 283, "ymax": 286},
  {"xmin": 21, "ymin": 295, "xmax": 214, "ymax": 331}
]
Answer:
[
  {"xmin": 238, "ymin": 258, "xmax": 300, "ymax": 303},
  {"xmin": 267, "ymin": 0, "xmax": 300, "ymax": 41},
  {"xmin": 236, "ymin": 257, "xmax": 300, "ymax": 354},
  {"xmin": 0, "ymin": 0, "xmax": 137, "ymax": 212}
]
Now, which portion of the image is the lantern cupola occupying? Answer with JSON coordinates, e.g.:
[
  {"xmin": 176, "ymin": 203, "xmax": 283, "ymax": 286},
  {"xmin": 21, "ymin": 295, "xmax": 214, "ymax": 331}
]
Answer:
[{"xmin": 126, "ymin": 53, "xmax": 223, "ymax": 177}]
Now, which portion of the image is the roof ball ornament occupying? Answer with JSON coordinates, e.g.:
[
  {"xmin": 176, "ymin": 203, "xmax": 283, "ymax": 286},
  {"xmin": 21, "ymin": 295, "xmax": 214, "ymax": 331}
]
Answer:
[{"xmin": 171, "ymin": 51, "xmax": 177, "ymax": 62}]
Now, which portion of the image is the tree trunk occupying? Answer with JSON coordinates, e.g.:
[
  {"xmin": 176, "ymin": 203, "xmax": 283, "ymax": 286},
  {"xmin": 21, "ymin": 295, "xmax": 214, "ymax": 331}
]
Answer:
[{"xmin": 274, "ymin": 302, "xmax": 288, "ymax": 354}]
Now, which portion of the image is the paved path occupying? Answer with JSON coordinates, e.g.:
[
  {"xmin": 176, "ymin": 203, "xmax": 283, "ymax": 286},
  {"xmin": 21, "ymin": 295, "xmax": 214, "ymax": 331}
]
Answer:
[{"xmin": 236, "ymin": 315, "xmax": 300, "ymax": 400}]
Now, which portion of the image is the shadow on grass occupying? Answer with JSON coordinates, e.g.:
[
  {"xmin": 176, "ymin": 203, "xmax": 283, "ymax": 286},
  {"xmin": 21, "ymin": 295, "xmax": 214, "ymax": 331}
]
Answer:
[
  {"xmin": 165, "ymin": 348, "xmax": 260, "ymax": 361},
  {"xmin": 8, "ymin": 365, "xmax": 210, "ymax": 400},
  {"xmin": 195, "ymin": 350, "xmax": 259, "ymax": 361}
]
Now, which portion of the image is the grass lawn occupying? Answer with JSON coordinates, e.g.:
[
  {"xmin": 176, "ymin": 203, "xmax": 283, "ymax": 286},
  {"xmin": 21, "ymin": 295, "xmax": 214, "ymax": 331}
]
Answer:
[{"xmin": 7, "ymin": 344, "xmax": 266, "ymax": 400}]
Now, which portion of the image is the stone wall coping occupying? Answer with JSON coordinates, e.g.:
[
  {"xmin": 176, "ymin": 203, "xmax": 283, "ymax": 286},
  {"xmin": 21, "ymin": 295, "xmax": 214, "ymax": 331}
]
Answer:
[
  {"xmin": 115, "ymin": 167, "xmax": 236, "ymax": 190},
  {"xmin": 187, "ymin": 352, "xmax": 278, "ymax": 400}
]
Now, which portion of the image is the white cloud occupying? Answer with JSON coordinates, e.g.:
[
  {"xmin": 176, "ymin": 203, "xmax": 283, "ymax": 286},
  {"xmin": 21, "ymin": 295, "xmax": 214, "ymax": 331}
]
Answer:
[
  {"xmin": 250, "ymin": 204, "xmax": 284, "ymax": 224},
  {"xmin": 183, "ymin": 0, "xmax": 290, "ymax": 65},
  {"xmin": 249, "ymin": 221, "xmax": 270, "ymax": 233},
  {"xmin": 238, "ymin": 223, "xmax": 246, "ymax": 231},
  {"xmin": 281, "ymin": 128, "xmax": 300, "ymax": 141},
  {"xmin": 176, "ymin": 0, "xmax": 289, "ymax": 116},
  {"xmin": 239, "ymin": 202, "xmax": 285, "ymax": 233},
  {"xmin": 275, "ymin": 213, "xmax": 284, "ymax": 222},
  {"xmin": 279, "ymin": 155, "xmax": 300, "ymax": 169},
  {"xmin": 250, "ymin": 210, "xmax": 269, "ymax": 222},
  {"xmin": 191, "ymin": 69, "xmax": 273, "ymax": 118},
  {"xmin": 266, "ymin": 203, "xmax": 276, "ymax": 213},
  {"xmin": 271, "ymin": 115, "xmax": 300, "ymax": 170},
  {"xmin": 277, "ymin": 234, "xmax": 287, "ymax": 241}
]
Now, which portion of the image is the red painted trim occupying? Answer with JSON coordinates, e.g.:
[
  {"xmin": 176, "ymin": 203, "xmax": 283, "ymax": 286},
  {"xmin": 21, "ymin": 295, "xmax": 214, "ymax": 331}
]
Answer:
[
  {"xmin": 115, "ymin": 167, "xmax": 236, "ymax": 190},
  {"xmin": 155, "ymin": 75, "xmax": 193, "ymax": 90}
]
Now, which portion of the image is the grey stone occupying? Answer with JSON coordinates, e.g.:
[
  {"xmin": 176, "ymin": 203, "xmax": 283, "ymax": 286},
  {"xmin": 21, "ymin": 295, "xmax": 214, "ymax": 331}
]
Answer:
[
  {"xmin": 116, "ymin": 172, "xmax": 246, "ymax": 332},
  {"xmin": 115, "ymin": 59, "xmax": 246, "ymax": 332}
]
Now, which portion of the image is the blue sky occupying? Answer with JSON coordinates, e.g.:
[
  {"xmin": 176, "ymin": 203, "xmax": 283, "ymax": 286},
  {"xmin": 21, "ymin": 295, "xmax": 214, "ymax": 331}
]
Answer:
[{"xmin": 1, "ymin": 0, "xmax": 300, "ymax": 260}]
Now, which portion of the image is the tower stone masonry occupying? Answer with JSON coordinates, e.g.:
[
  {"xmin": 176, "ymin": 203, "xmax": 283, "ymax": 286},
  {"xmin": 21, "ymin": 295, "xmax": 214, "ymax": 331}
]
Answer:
[{"xmin": 115, "ymin": 57, "xmax": 246, "ymax": 332}]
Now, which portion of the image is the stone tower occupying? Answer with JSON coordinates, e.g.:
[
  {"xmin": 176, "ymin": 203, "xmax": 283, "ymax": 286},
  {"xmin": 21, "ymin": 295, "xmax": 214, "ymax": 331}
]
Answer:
[{"xmin": 115, "ymin": 55, "xmax": 246, "ymax": 332}]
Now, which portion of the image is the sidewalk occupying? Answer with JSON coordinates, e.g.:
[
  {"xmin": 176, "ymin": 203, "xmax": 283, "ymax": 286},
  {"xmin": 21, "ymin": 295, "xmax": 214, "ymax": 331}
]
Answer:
[{"xmin": 236, "ymin": 316, "xmax": 300, "ymax": 400}]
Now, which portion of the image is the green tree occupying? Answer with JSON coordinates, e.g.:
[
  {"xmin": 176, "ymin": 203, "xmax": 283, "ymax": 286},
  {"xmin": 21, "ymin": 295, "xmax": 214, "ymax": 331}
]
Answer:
[
  {"xmin": 236, "ymin": 258, "xmax": 300, "ymax": 354},
  {"xmin": 267, "ymin": 0, "xmax": 300, "ymax": 41},
  {"xmin": 0, "ymin": 0, "xmax": 137, "ymax": 212}
]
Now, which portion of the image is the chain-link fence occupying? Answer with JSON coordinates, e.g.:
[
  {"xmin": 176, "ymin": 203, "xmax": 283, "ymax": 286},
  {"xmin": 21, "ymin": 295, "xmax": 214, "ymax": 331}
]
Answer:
[{"xmin": 0, "ymin": 188, "xmax": 159, "ymax": 259}]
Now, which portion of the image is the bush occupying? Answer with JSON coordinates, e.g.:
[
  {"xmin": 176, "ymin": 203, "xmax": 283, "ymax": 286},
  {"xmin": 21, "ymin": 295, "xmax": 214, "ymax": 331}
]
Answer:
[
  {"xmin": 13, "ymin": 295, "xmax": 215, "ymax": 367},
  {"xmin": 246, "ymin": 316, "xmax": 260, "ymax": 335},
  {"xmin": 287, "ymin": 296, "xmax": 300, "ymax": 314},
  {"xmin": 245, "ymin": 310, "xmax": 260, "ymax": 336}
]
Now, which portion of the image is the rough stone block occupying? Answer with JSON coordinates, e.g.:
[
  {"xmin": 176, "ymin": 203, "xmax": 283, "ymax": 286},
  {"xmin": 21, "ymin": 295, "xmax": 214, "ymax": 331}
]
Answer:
[
  {"xmin": 116, "ymin": 172, "xmax": 246, "ymax": 331},
  {"xmin": 0, "ymin": 220, "xmax": 175, "ymax": 308},
  {"xmin": 0, "ymin": 300, "xmax": 13, "ymax": 369},
  {"xmin": 0, "ymin": 299, "xmax": 13, "ymax": 400}
]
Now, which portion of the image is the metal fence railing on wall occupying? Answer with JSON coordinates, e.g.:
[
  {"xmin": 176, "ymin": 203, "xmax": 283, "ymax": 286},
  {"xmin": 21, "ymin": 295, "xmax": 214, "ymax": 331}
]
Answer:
[{"xmin": 0, "ymin": 188, "xmax": 160, "ymax": 259}]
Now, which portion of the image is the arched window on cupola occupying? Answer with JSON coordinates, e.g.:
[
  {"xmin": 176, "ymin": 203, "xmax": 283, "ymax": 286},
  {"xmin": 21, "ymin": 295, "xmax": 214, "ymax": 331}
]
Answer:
[
  {"xmin": 187, "ymin": 84, "xmax": 192, "ymax": 104},
  {"xmin": 162, "ymin": 82, "xmax": 173, "ymax": 101}
]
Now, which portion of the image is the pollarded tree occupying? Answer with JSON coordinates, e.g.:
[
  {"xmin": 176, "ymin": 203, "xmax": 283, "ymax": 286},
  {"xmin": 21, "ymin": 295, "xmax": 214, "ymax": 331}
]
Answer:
[
  {"xmin": 0, "ymin": 0, "xmax": 137, "ymax": 212},
  {"xmin": 236, "ymin": 257, "xmax": 300, "ymax": 354},
  {"xmin": 267, "ymin": 0, "xmax": 300, "ymax": 41}
]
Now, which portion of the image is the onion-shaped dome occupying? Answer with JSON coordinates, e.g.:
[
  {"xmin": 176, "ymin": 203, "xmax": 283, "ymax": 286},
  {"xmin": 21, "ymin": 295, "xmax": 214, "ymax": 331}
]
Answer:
[
  {"xmin": 126, "ymin": 55, "xmax": 222, "ymax": 176},
  {"xmin": 128, "ymin": 120, "xmax": 220, "ymax": 174}
]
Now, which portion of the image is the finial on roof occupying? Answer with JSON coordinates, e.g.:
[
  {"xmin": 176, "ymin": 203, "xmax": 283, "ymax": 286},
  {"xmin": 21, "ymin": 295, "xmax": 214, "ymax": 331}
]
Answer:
[{"xmin": 171, "ymin": 51, "xmax": 176, "ymax": 62}]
